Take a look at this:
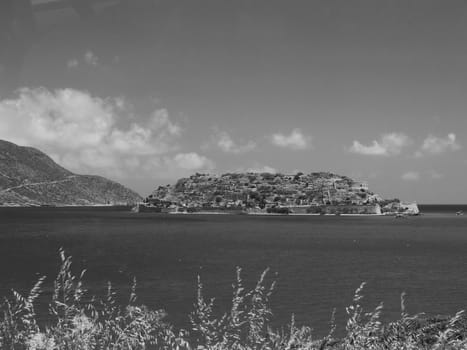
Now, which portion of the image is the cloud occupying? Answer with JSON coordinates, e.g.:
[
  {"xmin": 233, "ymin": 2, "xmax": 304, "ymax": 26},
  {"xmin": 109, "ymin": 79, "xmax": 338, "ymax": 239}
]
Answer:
[
  {"xmin": 401, "ymin": 171, "xmax": 420, "ymax": 181},
  {"xmin": 67, "ymin": 50, "xmax": 99, "ymax": 69},
  {"xmin": 271, "ymin": 129, "xmax": 311, "ymax": 150},
  {"xmin": 84, "ymin": 50, "xmax": 99, "ymax": 66},
  {"xmin": 173, "ymin": 152, "xmax": 215, "ymax": 170},
  {"xmin": 349, "ymin": 133, "xmax": 411, "ymax": 156},
  {"xmin": 417, "ymin": 133, "xmax": 461, "ymax": 156},
  {"xmin": 139, "ymin": 153, "xmax": 215, "ymax": 180},
  {"xmin": 0, "ymin": 87, "xmax": 207, "ymax": 180},
  {"xmin": 206, "ymin": 129, "xmax": 256, "ymax": 154}
]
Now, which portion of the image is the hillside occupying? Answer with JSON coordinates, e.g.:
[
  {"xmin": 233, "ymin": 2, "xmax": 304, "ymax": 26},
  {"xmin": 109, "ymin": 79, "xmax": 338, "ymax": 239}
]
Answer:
[
  {"xmin": 0, "ymin": 140, "xmax": 142, "ymax": 206},
  {"xmin": 146, "ymin": 172, "xmax": 387, "ymax": 213}
]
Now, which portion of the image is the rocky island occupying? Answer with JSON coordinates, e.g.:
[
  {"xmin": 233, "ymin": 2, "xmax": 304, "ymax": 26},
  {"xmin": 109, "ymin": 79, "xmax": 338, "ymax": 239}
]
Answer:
[
  {"xmin": 0, "ymin": 140, "xmax": 142, "ymax": 206},
  {"xmin": 142, "ymin": 172, "xmax": 419, "ymax": 215}
]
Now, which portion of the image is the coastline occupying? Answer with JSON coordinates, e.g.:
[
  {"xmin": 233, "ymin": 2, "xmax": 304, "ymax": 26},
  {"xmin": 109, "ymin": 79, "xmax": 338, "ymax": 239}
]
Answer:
[
  {"xmin": 165, "ymin": 211, "xmax": 393, "ymax": 217},
  {"xmin": 0, "ymin": 203, "xmax": 134, "ymax": 208},
  {"xmin": 4, "ymin": 204, "xmax": 467, "ymax": 217}
]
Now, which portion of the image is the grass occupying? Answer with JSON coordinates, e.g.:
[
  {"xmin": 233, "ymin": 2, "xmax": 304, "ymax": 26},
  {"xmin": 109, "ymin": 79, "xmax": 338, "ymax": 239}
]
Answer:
[{"xmin": 1, "ymin": 250, "xmax": 466, "ymax": 349}]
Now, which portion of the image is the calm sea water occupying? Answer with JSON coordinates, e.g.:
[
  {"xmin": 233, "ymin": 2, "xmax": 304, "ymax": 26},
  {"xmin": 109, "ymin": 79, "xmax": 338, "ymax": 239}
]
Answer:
[{"xmin": 0, "ymin": 205, "xmax": 467, "ymax": 336}]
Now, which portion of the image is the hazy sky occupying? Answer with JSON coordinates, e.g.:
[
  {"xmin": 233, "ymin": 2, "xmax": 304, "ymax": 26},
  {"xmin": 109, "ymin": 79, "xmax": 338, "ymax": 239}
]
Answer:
[{"xmin": 0, "ymin": 0, "xmax": 466, "ymax": 203}]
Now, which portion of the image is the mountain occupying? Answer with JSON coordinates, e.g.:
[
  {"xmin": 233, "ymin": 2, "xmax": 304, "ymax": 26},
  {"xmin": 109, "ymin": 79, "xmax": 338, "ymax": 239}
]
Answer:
[{"xmin": 0, "ymin": 140, "xmax": 142, "ymax": 206}]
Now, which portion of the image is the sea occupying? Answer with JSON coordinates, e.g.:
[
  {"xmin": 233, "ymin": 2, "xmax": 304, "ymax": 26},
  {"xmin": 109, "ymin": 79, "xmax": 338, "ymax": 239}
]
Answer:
[{"xmin": 0, "ymin": 205, "xmax": 466, "ymax": 337}]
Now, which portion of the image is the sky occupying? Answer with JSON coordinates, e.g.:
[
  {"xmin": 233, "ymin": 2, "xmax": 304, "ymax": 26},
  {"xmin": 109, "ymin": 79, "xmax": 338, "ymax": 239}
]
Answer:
[{"xmin": 0, "ymin": 0, "xmax": 466, "ymax": 203}]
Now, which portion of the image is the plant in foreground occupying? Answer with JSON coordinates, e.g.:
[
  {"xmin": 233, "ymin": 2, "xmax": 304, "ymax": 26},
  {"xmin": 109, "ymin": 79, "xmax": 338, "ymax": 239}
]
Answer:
[{"xmin": 1, "ymin": 250, "xmax": 466, "ymax": 349}]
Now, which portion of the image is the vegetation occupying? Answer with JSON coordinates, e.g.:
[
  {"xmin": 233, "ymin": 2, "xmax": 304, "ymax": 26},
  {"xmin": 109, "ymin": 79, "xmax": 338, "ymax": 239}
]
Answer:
[{"xmin": 1, "ymin": 250, "xmax": 466, "ymax": 349}]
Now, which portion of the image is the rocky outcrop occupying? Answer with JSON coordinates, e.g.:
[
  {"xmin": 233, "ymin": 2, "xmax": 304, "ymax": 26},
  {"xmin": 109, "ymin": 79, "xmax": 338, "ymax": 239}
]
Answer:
[
  {"xmin": 381, "ymin": 201, "xmax": 420, "ymax": 216},
  {"xmin": 146, "ymin": 172, "xmax": 384, "ymax": 211}
]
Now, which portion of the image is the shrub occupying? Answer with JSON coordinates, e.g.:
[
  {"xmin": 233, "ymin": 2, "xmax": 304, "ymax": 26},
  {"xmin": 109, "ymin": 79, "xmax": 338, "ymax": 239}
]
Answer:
[{"xmin": 1, "ymin": 250, "xmax": 467, "ymax": 349}]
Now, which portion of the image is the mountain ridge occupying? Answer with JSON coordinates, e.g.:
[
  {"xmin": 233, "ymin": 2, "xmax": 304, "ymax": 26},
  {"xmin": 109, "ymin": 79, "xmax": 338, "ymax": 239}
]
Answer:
[{"xmin": 0, "ymin": 139, "xmax": 142, "ymax": 206}]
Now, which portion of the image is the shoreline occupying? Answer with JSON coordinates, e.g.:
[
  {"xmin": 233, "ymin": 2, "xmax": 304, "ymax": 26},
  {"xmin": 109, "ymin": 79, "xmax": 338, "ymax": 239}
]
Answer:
[
  {"xmin": 167, "ymin": 211, "xmax": 408, "ymax": 217},
  {"xmin": 0, "ymin": 204, "xmax": 133, "ymax": 208},
  {"xmin": 3, "ymin": 205, "xmax": 466, "ymax": 217},
  {"xmin": 0, "ymin": 206, "xmax": 405, "ymax": 216}
]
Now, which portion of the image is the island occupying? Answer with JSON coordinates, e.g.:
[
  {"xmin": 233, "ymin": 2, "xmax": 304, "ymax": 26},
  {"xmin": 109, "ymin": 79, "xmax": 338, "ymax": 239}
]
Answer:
[{"xmin": 139, "ymin": 172, "xmax": 419, "ymax": 216}]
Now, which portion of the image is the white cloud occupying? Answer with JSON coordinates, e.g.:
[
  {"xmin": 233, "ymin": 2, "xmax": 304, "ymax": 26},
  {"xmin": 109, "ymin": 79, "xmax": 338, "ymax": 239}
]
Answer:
[
  {"xmin": 418, "ymin": 133, "xmax": 461, "ymax": 155},
  {"xmin": 173, "ymin": 152, "xmax": 215, "ymax": 170},
  {"xmin": 401, "ymin": 171, "xmax": 420, "ymax": 181},
  {"xmin": 67, "ymin": 50, "xmax": 99, "ymax": 69},
  {"xmin": 349, "ymin": 133, "xmax": 411, "ymax": 156},
  {"xmin": 271, "ymin": 128, "xmax": 311, "ymax": 150},
  {"xmin": 0, "ymin": 87, "xmax": 202, "ymax": 180},
  {"xmin": 147, "ymin": 110, "xmax": 181, "ymax": 137},
  {"xmin": 206, "ymin": 129, "xmax": 256, "ymax": 154},
  {"xmin": 138, "ymin": 153, "xmax": 215, "ymax": 180},
  {"xmin": 84, "ymin": 50, "xmax": 99, "ymax": 66}
]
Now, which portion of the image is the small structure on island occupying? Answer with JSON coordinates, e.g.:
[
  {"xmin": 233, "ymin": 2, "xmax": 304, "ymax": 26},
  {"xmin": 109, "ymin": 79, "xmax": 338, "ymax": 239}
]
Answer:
[{"xmin": 400, "ymin": 202, "xmax": 420, "ymax": 215}]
